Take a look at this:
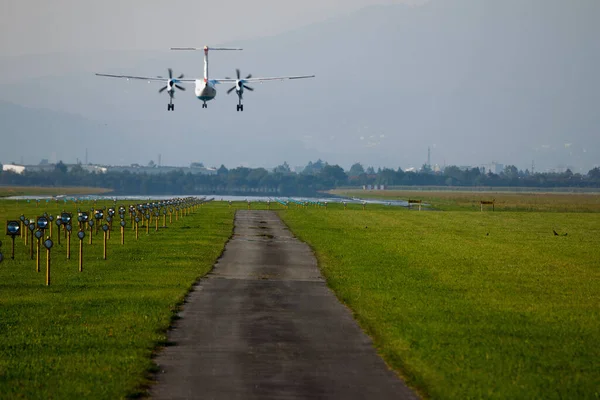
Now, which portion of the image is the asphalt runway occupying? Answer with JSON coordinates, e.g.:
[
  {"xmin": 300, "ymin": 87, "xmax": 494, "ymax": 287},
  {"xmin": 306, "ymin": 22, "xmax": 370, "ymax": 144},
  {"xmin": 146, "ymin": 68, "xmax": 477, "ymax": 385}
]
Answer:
[{"xmin": 150, "ymin": 210, "xmax": 417, "ymax": 399}]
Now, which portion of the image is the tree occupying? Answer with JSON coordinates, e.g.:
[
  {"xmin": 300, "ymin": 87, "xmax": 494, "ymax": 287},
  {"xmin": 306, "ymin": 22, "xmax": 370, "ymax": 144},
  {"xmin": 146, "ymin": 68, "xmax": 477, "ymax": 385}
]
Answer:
[
  {"xmin": 588, "ymin": 167, "xmax": 600, "ymax": 180},
  {"xmin": 303, "ymin": 159, "xmax": 326, "ymax": 175},
  {"xmin": 217, "ymin": 164, "xmax": 228, "ymax": 175},
  {"xmin": 54, "ymin": 161, "xmax": 67, "ymax": 174},
  {"xmin": 320, "ymin": 164, "xmax": 347, "ymax": 186},
  {"xmin": 503, "ymin": 165, "xmax": 519, "ymax": 179},
  {"xmin": 274, "ymin": 162, "xmax": 292, "ymax": 174},
  {"xmin": 148, "ymin": 160, "xmax": 156, "ymax": 168},
  {"xmin": 348, "ymin": 163, "xmax": 365, "ymax": 177},
  {"xmin": 378, "ymin": 168, "xmax": 397, "ymax": 185},
  {"xmin": 366, "ymin": 166, "xmax": 375, "ymax": 175}
]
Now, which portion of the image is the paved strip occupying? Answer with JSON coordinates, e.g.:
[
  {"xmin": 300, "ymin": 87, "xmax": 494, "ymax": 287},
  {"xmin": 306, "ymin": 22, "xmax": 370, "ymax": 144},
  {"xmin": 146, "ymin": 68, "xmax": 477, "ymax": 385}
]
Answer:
[{"xmin": 150, "ymin": 210, "xmax": 417, "ymax": 399}]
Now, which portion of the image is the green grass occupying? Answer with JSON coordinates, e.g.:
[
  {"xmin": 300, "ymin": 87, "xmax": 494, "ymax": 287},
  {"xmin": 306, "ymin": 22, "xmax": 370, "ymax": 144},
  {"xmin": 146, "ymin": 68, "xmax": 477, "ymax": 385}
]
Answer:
[
  {"xmin": 0, "ymin": 186, "xmax": 112, "ymax": 197},
  {"xmin": 279, "ymin": 204, "xmax": 600, "ymax": 399},
  {"xmin": 330, "ymin": 189, "xmax": 600, "ymax": 212},
  {"xmin": 0, "ymin": 200, "xmax": 234, "ymax": 399}
]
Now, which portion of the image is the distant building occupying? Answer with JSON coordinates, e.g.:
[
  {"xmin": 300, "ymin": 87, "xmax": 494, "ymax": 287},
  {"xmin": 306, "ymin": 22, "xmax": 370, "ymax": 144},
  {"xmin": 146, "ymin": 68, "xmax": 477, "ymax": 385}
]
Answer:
[
  {"xmin": 362, "ymin": 184, "xmax": 386, "ymax": 190},
  {"xmin": 106, "ymin": 165, "xmax": 216, "ymax": 175},
  {"xmin": 75, "ymin": 165, "xmax": 107, "ymax": 174},
  {"xmin": 2, "ymin": 164, "xmax": 26, "ymax": 174},
  {"xmin": 489, "ymin": 162, "xmax": 504, "ymax": 174}
]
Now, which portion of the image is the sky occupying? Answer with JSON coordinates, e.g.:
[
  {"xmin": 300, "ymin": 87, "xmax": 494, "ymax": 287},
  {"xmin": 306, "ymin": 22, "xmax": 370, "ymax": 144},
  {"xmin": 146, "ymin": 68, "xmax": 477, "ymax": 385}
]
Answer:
[
  {"xmin": 1, "ymin": 0, "xmax": 423, "ymax": 56},
  {"xmin": 1, "ymin": 0, "xmax": 597, "ymax": 173}
]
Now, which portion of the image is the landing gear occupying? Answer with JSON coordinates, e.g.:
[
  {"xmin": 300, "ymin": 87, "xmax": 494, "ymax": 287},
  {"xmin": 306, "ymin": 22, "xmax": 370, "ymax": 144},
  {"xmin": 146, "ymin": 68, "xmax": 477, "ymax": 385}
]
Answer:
[
  {"xmin": 237, "ymin": 104, "xmax": 244, "ymax": 112},
  {"xmin": 202, "ymin": 102, "xmax": 207, "ymax": 109},
  {"xmin": 167, "ymin": 103, "xmax": 174, "ymax": 111}
]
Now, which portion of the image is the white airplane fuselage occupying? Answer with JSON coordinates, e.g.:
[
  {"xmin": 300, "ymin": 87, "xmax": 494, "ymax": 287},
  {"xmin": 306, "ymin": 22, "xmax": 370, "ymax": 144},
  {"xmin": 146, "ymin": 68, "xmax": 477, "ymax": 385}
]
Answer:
[{"xmin": 195, "ymin": 80, "xmax": 217, "ymax": 102}]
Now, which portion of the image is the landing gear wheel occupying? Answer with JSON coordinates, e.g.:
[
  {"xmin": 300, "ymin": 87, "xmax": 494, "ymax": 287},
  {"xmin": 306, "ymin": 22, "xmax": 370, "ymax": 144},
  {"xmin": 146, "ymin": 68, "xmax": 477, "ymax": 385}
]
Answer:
[
  {"xmin": 202, "ymin": 103, "xmax": 207, "ymax": 109},
  {"xmin": 167, "ymin": 104, "xmax": 174, "ymax": 111},
  {"xmin": 240, "ymin": 104, "xmax": 244, "ymax": 112}
]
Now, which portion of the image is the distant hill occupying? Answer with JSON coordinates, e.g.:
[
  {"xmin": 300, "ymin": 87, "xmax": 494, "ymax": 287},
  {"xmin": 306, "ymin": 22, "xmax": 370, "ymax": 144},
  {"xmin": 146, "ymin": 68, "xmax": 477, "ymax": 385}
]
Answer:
[{"xmin": 1, "ymin": 0, "xmax": 598, "ymax": 171}]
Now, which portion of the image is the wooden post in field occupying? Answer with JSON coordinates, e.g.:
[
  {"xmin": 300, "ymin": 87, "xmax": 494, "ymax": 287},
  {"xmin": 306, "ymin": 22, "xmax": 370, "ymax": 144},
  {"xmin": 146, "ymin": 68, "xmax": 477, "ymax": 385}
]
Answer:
[
  {"xmin": 408, "ymin": 199, "xmax": 422, "ymax": 211},
  {"xmin": 480, "ymin": 200, "xmax": 495, "ymax": 212}
]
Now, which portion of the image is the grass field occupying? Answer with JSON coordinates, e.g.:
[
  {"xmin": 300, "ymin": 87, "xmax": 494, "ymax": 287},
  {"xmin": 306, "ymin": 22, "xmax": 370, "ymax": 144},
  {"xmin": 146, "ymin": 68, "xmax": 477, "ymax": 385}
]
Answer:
[
  {"xmin": 279, "ymin": 204, "xmax": 600, "ymax": 399},
  {"xmin": 0, "ymin": 200, "xmax": 234, "ymax": 398},
  {"xmin": 0, "ymin": 186, "xmax": 112, "ymax": 198},
  {"xmin": 2, "ymin": 197, "xmax": 599, "ymax": 399},
  {"xmin": 330, "ymin": 189, "xmax": 600, "ymax": 212}
]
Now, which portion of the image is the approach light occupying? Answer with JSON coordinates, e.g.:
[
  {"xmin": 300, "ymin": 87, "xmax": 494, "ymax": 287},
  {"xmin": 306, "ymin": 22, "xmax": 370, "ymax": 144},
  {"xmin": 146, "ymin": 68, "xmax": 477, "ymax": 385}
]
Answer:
[
  {"xmin": 7, "ymin": 221, "xmax": 20, "ymax": 236},
  {"xmin": 61, "ymin": 212, "xmax": 72, "ymax": 224}
]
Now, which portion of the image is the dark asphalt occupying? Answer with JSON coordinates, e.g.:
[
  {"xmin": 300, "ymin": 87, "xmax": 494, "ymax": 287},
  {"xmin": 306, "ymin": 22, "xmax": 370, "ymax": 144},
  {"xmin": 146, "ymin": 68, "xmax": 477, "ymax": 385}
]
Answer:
[{"xmin": 150, "ymin": 210, "xmax": 418, "ymax": 399}]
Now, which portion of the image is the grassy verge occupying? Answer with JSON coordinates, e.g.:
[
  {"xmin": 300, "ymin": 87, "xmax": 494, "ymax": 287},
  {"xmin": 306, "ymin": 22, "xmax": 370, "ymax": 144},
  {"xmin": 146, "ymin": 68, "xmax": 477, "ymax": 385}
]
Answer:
[
  {"xmin": 0, "ymin": 200, "xmax": 234, "ymax": 399},
  {"xmin": 279, "ymin": 204, "xmax": 600, "ymax": 399},
  {"xmin": 0, "ymin": 186, "xmax": 112, "ymax": 197},
  {"xmin": 329, "ymin": 189, "xmax": 600, "ymax": 212}
]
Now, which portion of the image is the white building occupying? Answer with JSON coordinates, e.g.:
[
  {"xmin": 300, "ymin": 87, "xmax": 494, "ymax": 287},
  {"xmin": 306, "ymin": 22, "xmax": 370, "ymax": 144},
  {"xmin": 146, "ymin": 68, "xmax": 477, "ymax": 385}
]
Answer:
[{"xmin": 2, "ymin": 164, "xmax": 26, "ymax": 174}]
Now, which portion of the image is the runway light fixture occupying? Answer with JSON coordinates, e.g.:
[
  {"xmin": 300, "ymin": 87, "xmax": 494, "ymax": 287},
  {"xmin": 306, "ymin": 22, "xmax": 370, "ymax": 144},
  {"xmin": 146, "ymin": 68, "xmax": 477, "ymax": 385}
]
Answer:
[
  {"xmin": 43, "ymin": 237, "xmax": 53, "ymax": 286},
  {"xmin": 102, "ymin": 224, "xmax": 109, "ymax": 260},
  {"xmin": 48, "ymin": 215, "xmax": 54, "ymax": 238},
  {"xmin": 135, "ymin": 216, "xmax": 140, "ymax": 239},
  {"xmin": 6, "ymin": 221, "xmax": 20, "ymax": 259},
  {"xmin": 35, "ymin": 229, "xmax": 43, "ymax": 272},
  {"xmin": 28, "ymin": 222, "xmax": 35, "ymax": 260},
  {"xmin": 120, "ymin": 219, "xmax": 126, "ymax": 245},
  {"xmin": 66, "ymin": 224, "xmax": 72, "ymax": 259},
  {"xmin": 37, "ymin": 216, "xmax": 49, "ymax": 231},
  {"xmin": 77, "ymin": 230, "xmax": 85, "ymax": 272},
  {"xmin": 88, "ymin": 219, "xmax": 94, "ymax": 245}
]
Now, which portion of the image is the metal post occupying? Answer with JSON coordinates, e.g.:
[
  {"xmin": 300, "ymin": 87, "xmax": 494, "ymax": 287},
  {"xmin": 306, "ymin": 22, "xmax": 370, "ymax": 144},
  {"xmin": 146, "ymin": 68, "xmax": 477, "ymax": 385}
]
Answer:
[
  {"xmin": 30, "ymin": 230, "xmax": 34, "ymax": 260},
  {"xmin": 36, "ymin": 237, "xmax": 41, "ymax": 272},
  {"xmin": 79, "ymin": 239, "xmax": 83, "ymax": 272},
  {"xmin": 67, "ymin": 230, "xmax": 71, "ymax": 260},
  {"xmin": 103, "ymin": 231, "xmax": 107, "ymax": 260},
  {"xmin": 46, "ymin": 247, "xmax": 51, "ymax": 286}
]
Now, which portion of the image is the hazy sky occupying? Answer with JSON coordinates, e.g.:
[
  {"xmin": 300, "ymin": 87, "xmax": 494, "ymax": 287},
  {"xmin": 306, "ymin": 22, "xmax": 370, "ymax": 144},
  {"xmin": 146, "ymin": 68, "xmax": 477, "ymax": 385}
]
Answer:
[
  {"xmin": 1, "ymin": 0, "xmax": 597, "ymax": 173},
  {"xmin": 1, "ymin": 0, "xmax": 422, "ymax": 56}
]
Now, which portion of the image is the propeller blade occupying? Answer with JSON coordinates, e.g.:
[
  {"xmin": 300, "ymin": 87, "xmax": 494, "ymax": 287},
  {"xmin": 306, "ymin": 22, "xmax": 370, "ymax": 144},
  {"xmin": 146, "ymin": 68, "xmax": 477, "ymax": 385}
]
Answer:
[
  {"xmin": 159, "ymin": 86, "xmax": 168, "ymax": 93},
  {"xmin": 243, "ymin": 84, "xmax": 254, "ymax": 91},
  {"xmin": 168, "ymin": 68, "xmax": 173, "ymax": 79},
  {"xmin": 227, "ymin": 86, "xmax": 236, "ymax": 94},
  {"xmin": 174, "ymin": 84, "xmax": 186, "ymax": 91},
  {"xmin": 177, "ymin": 73, "xmax": 184, "ymax": 79},
  {"xmin": 236, "ymin": 69, "xmax": 240, "ymax": 79},
  {"xmin": 245, "ymin": 74, "xmax": 252, "ymax": 79}
]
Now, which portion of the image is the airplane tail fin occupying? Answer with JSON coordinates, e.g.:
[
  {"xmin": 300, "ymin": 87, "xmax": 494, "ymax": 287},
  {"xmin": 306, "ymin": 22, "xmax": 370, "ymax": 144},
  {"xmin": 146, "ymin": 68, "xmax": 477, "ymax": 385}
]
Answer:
[{"xmin": 171, "ymin": 46, "xmax": 242, "ymax": 81}]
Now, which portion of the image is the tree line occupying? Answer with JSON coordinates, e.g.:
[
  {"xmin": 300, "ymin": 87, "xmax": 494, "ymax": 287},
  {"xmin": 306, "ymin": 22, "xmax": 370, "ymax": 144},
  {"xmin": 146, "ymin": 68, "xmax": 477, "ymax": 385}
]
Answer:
[{"xmin": 1, "ymin": 160, "xmax": 599, "ymax": 196}]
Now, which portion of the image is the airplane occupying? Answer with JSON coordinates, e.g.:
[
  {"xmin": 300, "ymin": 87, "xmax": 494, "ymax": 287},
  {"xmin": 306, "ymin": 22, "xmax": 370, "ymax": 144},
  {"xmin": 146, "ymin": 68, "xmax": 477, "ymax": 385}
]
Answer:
[{"xmin": 95, "ymin": 46, "xmax": 315, "ymax": 112}]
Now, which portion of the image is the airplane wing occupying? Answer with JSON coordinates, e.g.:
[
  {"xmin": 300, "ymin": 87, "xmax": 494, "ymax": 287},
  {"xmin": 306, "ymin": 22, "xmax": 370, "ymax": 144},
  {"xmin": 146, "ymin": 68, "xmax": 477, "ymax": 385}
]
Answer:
[
  {"xmin": 95, "ymin": 73, "xmax": 196, "ymax": 83},
  {"xmin": 211, "ymin": 75, "xmax": 315, "ymax": 84}
]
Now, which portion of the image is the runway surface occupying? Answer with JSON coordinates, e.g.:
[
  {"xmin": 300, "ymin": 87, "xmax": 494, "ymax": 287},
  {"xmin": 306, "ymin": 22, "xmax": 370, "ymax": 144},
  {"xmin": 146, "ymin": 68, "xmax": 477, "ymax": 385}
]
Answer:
[{"xmin": 150, "ymin": 210, "xmax": 417, "ymax": 399}]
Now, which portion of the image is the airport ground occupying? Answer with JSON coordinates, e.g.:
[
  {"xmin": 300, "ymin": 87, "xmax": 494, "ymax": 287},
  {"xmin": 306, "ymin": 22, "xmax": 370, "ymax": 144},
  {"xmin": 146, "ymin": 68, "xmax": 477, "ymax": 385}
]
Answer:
[{"xmin": 0, "ymin": 194, "xmax": 598, "ymax": 399}]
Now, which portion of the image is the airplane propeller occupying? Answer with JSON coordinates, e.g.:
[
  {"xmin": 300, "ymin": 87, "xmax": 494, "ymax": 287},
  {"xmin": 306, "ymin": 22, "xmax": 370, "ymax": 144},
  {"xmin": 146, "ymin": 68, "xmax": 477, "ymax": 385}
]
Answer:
[
  {"xmin": 226, "ymin": 69, "xmax": 254, "ymax": 98},
  {"xmin": 158, "ymin": 68, "xmax": 185, "ymax": 98}
]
